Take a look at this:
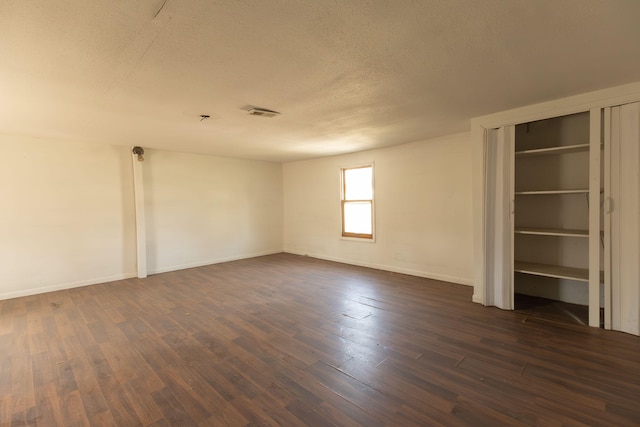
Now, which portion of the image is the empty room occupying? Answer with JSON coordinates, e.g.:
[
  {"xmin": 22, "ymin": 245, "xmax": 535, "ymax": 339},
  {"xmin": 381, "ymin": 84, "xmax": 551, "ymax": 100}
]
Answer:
[{"xmin": 2, "ymin": 1, "xmax": 640, "ymax": 425}]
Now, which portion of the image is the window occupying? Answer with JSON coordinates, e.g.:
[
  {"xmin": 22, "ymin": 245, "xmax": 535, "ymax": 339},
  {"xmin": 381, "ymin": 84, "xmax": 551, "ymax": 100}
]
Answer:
[{"xmin": 341, "ymin": 164, "xmax": 374, "ymax": 239}]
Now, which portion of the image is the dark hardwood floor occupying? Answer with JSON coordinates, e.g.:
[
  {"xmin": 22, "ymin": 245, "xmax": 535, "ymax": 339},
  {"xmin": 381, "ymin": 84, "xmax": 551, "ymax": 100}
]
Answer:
[
  {"xmin": 514, "ymin": 293, "xmax": 591, "ymax": 327},
  {"xmin": 1, "ymin": 253, "xmax": 639, "ymax": 426}
]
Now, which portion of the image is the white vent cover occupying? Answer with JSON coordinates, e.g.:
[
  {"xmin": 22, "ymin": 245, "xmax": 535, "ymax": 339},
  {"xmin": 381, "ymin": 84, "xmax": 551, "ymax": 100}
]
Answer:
[{"xmin": 247, "ymin": 107, "xmax": 280, "ymax": 117}]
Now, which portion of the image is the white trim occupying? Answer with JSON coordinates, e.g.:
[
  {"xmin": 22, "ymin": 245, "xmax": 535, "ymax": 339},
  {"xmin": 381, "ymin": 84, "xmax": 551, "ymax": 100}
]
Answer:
[
  {"xmin": 609, "ymin": 106, "xmax": 621, "ymax": 331},
  {"xmin": 603, "ymin": 107, "xmax": 612, "ymax": 330},
  {"xmin": 588, "ymin": 108, "xmax": 602, "ymax": 327},
  {"xmin": 147, "ymin": 250, "xmax": 283, "ymax": 275},
  {"xmin": 0, "ymin": 273, "xmax": 137, "ymax": 301},
  {"xmin": 285, "ymin": 250, "xmax": 472, "ymax": 286},
  {"xmin": 508, "ymin": 126, "xmax": 515, "ymax": 311}
]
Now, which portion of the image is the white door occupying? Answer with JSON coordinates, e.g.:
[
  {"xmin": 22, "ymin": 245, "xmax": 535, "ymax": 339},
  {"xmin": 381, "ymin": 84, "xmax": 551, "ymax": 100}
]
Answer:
[
  {"xmin": 483, "ymin": 126, "xmax": 515, "ymax": 310},
  {"xmin": 606, "ymin": 102, "xmax": 640, "ymax": 335}
]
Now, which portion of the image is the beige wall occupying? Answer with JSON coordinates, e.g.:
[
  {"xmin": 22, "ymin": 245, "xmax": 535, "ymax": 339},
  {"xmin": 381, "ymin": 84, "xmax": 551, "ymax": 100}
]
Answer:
[
  {"xmin": 0, "ymin": 137, "xmax": 284, "ymax": 299},
  {"xmin": 143, "ymin": 149, "xmax": 283, "ymax": 274},
  {"xmin": 0, "ymin": 134, "xmax": 137, "ymax": 299},
  {"xmin": 283, "ymin": 132, "xmax": 474, "ymax": 285},
  {"xmin": 1, "ymin": 132, "xmax": 472, "ymax": 300}
]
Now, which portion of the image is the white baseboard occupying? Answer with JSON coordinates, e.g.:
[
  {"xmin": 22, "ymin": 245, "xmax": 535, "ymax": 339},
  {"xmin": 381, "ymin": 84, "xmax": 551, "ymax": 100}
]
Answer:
[
  {"xmin": 147, "ymin": 250, "xmax": 284, "ymax": 275},
  {"xmin": 0, "ymin": 272, "xmax": 137, "ymax": 301},
  {"xmin": 1, "ymin": 250, "xmax": 470, "ymax": 301},
  {"xmin": 284, "ymin": 250, "xmax": 472, "ymax": 286}
]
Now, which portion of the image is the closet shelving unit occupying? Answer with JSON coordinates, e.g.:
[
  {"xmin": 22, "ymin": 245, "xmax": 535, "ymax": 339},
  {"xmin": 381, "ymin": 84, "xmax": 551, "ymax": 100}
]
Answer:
[
  {"xmin": 478, "ymin": 91, "xmax": 640, "ymax": 334},
  {"xmin": 512, "ymin": 111, "xmax": 602, "ymax": 324}
]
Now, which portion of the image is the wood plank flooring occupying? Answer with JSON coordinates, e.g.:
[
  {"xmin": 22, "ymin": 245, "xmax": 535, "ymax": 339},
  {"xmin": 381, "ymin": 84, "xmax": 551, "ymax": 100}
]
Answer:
[
  {"xmin": 1, "ymin": 253, "xmax": 640, "ymax": 426},
  {"xmin": 514, "ymin": 293, "xmax": 591, "ymax": 326}
]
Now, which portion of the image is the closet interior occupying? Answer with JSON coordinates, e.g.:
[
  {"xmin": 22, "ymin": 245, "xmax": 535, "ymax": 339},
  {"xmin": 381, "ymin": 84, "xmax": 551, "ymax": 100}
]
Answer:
[{"xmin": 512, "ymin": 112, "xmax": 603, "ymax": 326}]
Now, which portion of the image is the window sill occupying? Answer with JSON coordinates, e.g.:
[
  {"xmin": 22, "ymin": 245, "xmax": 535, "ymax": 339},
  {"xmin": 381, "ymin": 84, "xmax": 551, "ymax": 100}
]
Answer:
[{"xmin": 340, "ymin": 236, "xmax": 376, "ymax": 243}]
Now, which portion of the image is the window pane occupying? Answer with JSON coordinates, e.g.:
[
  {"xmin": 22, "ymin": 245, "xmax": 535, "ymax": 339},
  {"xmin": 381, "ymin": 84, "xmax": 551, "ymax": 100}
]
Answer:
[
  {"xmin": 344, "ymin": 167, "xmax": 372, "ymax": 200},
  {"xmin": 344, "ymin": 202, "xmax": 372, "ymax": 235}
]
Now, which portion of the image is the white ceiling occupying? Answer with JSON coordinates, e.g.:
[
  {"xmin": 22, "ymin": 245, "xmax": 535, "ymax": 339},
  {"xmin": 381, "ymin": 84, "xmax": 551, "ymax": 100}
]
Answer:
[{"xmin": 2, "ymin": 1, "xmax": 640, "ymax": 162}]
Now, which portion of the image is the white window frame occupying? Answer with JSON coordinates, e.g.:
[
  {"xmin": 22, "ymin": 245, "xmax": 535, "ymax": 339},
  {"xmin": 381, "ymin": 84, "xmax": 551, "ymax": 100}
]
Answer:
[{"xmin": 340, "ymin": 163, "xmax": 375, "ymax": 241}]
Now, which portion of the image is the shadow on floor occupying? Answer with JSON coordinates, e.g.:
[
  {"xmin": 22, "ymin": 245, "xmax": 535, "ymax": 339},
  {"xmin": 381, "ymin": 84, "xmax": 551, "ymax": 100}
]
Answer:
[{"xmin": 514, "ymin": 293, "xmax": 592, "ymax": 326}]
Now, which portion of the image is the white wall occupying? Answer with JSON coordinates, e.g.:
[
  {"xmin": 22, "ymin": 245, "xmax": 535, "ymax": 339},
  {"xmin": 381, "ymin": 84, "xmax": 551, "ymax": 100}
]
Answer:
[
  {"xmin": 0, "ymin": 134, "xmax": 137, "ymax": 299},
  {"xmin": 283, "ymin": 132, "xmax": 474, "ymax": 285},
  {"xmin": 1, "ymin": 132, "xmax": 468, "ymax": 300},
  {"xmin": 143, "ymin": 149, "xmax": 283, "ymax": 274}
]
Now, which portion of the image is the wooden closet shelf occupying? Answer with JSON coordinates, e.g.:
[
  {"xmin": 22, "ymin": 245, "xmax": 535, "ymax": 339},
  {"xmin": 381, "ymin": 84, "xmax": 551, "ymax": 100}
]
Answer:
[
  {"xmin": 514, "ymin": 227, "xmax": 589, "ymax": 237},
  {"xmin": 515, "ymin": 189, "xmax": 589, "ymax": 195},
  {"xmin": 514, "ymin": 261, "xmax": 589, "ymax": 282},
  {"xmin": 515, "ymin": 143, "xmax": 590, "ymax": 157}
]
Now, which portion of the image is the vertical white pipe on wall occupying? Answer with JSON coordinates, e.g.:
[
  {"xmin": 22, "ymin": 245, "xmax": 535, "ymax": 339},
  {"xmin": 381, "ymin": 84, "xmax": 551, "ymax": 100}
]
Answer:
[{"xmin": 132, "ymin": 148, "xmax": 147, "ymax": 278}]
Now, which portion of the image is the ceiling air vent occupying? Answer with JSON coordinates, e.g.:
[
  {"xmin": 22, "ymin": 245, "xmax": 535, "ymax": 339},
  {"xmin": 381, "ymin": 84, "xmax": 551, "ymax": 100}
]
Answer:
[{"xmin": 247, "ymin": 107, "xmax": 281, "ymax": 117}]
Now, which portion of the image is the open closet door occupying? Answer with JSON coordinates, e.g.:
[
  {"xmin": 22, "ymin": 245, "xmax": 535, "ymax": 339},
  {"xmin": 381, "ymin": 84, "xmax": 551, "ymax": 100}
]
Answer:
[
  {"xmin": 483, "ymin": 126, "xmax": 515, "ymax": 309},
  {"xmin": 608, "ymin": 102, "xmax": 640, "ymax": 335}
]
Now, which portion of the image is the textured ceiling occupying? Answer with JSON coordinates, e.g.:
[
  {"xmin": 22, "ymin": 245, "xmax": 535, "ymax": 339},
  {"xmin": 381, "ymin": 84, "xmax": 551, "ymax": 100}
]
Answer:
[{"xmin": 1, "ymin": 0, "xmax": 640, "ymax": 162}]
